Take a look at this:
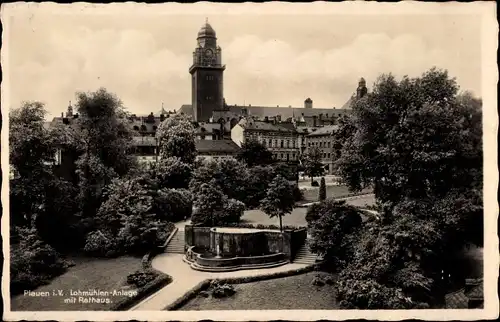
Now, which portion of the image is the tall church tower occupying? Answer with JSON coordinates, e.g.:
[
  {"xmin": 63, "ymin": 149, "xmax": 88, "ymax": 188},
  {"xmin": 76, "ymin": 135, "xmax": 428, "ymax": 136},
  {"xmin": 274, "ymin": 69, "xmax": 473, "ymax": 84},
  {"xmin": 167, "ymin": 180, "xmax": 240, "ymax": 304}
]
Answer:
[{"xmin": 189, "ymin": 20, "xmax": 226, "ymax": 122}]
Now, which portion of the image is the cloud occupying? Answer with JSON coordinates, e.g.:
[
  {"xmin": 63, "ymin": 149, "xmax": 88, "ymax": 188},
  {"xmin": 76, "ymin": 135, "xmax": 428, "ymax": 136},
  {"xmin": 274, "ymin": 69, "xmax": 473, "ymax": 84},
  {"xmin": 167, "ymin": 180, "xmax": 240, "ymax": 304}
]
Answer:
[{"xmin": 9, "ymin": 25, "xmax": 479, "ymax": 118}]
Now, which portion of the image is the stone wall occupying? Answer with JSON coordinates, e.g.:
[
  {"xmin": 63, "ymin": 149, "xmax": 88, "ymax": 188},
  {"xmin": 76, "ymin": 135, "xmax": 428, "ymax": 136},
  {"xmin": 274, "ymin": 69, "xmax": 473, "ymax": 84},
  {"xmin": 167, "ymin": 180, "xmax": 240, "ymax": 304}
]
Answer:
[{"xmin": 184, "ymin": 225, "xmax": 307, "ymax": 262}]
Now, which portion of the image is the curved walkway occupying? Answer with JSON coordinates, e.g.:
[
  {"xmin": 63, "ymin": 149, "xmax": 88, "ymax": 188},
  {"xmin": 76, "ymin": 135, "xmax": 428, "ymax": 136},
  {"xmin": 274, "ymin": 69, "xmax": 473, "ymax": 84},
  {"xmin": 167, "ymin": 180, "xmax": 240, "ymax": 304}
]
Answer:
[{"xmin": 130, "ymin": 253, "xmax": 308, "ymax": 311}]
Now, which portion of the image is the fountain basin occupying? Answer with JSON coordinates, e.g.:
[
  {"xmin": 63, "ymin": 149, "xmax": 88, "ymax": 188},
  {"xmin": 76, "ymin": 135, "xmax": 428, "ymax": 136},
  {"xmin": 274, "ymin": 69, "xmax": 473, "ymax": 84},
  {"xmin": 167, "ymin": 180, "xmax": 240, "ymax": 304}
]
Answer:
[
  {"xmin": 184, "ymin": 246, "xmax": 287, "ymax": 272},
  {"xmin": 184, "ymin": 225, "xmax": 307, "ymax": 271}
]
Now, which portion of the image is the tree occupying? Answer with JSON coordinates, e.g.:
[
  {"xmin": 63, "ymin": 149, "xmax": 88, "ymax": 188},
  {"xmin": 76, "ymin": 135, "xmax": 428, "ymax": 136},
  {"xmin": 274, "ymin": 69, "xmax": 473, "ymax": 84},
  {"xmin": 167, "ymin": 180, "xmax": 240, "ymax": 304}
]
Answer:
[
  {"xmin": 319, "ymin": 177, "xmax": 326, "ymax": 201},
  {"xmin": 189, "ymin": 158, "xmax": 248, "ymax": 203},
  {"xmin": 337, "ymin": 68, "xmax": 482, "ymax": 205},
  {"xmin": 243, "ymin": 165, "xmax": 276, "ymax": 208},
  {"xmin": 331, "ymin": 114, "xmax": 356, "ymax": 163},
  {"xmin": 89, "ymin": 176, "xmax": 174, "ymax": 256},
  {"xmin": 329, "ymin": 68, "xmax": 483, "ymax": 308},
  {"xmin": 260, "ymin": 175, "xmax": 295, "ymax": 232},
  {"xmin": 192, "ymin": 180, "xmax": 226, "ymax": 226},
  {"xmin": 156, "ymin": 114, "xmax": 197, "ymax": 165},
  {"xmin": 154, "ymin": 157, "xmax": 192, "ymax": 189},
  {"xmin": 192, "ymin": 183, "xmax": 245, "ymax": 226},
  {"xmin": 236, "ymin": 139, "xmax": 274, "ymax": 167},
  {"xmin": 72, "ymin": 88, "xmax": 137, "ymax": 220},
  {"xmin": 301, "ymin": 147, "xmax": 324, "ymax": 185},
  {"xmin": 307, "ymin": 200, "xmax": 363, "ymax": 269},
  {"xmin": 9, "ymin": 102, "xmax": 57, "ymax": 227}
]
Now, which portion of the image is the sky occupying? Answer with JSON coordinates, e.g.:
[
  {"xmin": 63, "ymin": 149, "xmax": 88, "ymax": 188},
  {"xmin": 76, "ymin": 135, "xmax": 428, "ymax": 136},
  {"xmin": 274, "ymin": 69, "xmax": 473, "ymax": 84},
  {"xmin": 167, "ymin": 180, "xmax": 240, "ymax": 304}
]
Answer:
[{"xmin": 4, "ymin": 4, "xmax": 483, "ymax": 119}]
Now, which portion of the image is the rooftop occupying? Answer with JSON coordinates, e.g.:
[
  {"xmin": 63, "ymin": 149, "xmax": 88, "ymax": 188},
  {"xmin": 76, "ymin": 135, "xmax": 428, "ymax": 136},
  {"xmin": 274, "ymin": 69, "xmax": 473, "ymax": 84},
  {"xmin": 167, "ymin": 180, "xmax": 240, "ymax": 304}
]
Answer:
[
  {"xmin": 307, "ymin": 125, "xmax": 339, "ymax": 137},
  {"xmin": 195, "ymin": 139, "xmax": 240, "ymax": 154}
]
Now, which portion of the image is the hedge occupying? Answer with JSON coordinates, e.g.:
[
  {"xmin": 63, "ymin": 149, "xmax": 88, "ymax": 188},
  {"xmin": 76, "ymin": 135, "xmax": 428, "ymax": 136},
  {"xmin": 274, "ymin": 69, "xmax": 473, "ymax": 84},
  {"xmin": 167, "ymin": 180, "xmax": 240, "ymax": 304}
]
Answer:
[
  {"xmin": 112, "ymin": 227, "xmax": 177, "ymax": 310},
  {"xmin": 165, "ymin": 264, "xmax": 318, "ymax": 311},
  {"xmin": 111, "ymin": 273, "xmax": 173, "ymax": 311}
]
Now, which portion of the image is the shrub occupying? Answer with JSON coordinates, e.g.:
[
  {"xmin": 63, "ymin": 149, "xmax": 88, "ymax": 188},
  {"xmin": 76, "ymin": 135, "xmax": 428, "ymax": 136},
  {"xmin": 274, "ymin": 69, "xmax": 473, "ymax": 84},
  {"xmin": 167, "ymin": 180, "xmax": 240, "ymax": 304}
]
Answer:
[
  {"xmin": 209, "ymin": 280, "xmax": 236, "ymax": 298},
  {"xmin": 83, "ymin": 230, "xmax": 118, "ymax": 257},
  {"xmin": 155, "ymin": 188, "xmax": 193, "ymax": 222},
  {"xmin": 198, "ymin": 290, "xmax": 210, "ymax": 298},
  {"xmin": 312, "ymin": 275, "xmax": 325, "ymax": 286},
  {"xmin": 192, "ymin": 182, "xmax": 244, "ymax": 226},
  {"xmin": 311, "ymin": 180, "xmax": 319, "ymax": 187},
  {"xmin": 336, "ymin": 278, "xmax": 415, "ymax": 309},
  {"xmin": 319, "ymin": 177, "xmax": 326, "ymax": 201},
  {"xmin": 127, "ymin": 269, "xmax": 159, "ymax": 288},
  {"xmin": 222, "ymin": 198, "xmax": 245, "ymax": 222},
  {"xmin": 11, "ymin": 228, "xmax": 71, "ymax": 295},
  {"xmin": 292, "ymin": 184, "xmax": 304, "ymax": 202}
]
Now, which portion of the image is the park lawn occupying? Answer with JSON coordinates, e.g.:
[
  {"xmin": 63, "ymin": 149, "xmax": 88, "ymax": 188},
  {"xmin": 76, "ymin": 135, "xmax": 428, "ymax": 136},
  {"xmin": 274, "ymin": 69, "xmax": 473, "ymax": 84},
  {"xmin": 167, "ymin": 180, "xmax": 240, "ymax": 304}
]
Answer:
[
  {"xmin": 242, "ymin": 208, "xmax": 308, "ymax": 227},
  {"xmin": 242, "ymin": 194, "xmax": 377, "ymax": 227},
  {"xmin": 300, "ymin": 185, "xmax": 373, "ymax": 203},
  {"xmin": 11, "ymin": 255, "xmax": 143, "ymax": 311},
  {"xmin": 179, "ymin": 272, "xmax": 338, "ymax": 310},
  {"xmin": 344, "ymin": 194, "xmax": 376, "ymax": 208}
]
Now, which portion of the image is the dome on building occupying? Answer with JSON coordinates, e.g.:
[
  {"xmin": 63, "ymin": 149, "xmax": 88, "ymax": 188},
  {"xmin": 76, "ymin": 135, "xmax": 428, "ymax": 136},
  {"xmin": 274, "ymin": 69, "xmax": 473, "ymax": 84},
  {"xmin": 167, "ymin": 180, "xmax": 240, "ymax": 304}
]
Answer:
[
  {"xmin": 358, "ymin": 77, "xmax": 366, "ymax": 85},
  {"xmin": 197, "ymin": 21, "xmax": 216, "ymax": 39}
]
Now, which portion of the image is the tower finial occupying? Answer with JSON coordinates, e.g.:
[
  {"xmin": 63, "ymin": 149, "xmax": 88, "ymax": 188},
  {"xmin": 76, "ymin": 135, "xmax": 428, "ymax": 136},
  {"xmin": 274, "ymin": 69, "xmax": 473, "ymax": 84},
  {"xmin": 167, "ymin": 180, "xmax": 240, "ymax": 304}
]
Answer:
[{"xmin": 206, "ymin": 17, "xmax": 208, "ymax": 24}]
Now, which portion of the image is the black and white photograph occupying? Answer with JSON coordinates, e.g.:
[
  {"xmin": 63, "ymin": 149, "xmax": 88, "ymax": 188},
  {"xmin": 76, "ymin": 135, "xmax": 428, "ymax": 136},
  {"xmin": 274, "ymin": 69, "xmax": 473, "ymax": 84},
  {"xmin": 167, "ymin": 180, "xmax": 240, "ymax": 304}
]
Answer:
[{"xmin": 1, "ymin": 1, "xmax": 498, "ymax": 321}]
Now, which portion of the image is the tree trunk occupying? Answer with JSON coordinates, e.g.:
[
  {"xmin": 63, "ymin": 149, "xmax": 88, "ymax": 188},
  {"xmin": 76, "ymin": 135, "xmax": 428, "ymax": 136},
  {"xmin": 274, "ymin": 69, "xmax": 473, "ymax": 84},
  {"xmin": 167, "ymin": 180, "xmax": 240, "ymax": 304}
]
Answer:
[{"xmin": 279, "ymin": 215, "xmax": 283, "ymax": 232}]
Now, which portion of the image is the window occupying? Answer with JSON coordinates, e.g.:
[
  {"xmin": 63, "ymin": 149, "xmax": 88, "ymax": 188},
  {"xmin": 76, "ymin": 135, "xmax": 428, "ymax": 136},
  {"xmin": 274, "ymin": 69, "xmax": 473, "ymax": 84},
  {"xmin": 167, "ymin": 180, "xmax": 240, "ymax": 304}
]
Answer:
[
  {"xmin": 286, "ymin": 140, "xmax": 290, "ymax": 148},
  {"xmin": 308, "ymin": 142, "xmax": 311, "ymax": 147},
  {"xmin": 287, "ymin": 153, "xmax": 290, "ymax": 161},
  {"xmin": 206, "ymin": 75, "xmax": 215, "ymax": 81},
  {"xmin": 327, "ymin": 153, "xmax": 331, "ymax": 158},
  {"xmin": 328, "ymin": 142, "xmax": 331, "ymax": 148},
  {"xmin": 280, "ymin": 140, "xmax": 284, "ymax": 148},
  {"xmin": 280, "ymin": 153, "xmax": 283, "ymax": 159}
]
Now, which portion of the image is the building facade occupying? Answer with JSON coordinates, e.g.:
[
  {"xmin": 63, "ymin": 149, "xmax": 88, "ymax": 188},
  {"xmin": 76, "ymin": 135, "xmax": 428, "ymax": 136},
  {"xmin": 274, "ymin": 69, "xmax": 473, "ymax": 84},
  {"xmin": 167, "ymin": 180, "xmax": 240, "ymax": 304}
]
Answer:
[
  {"xmin": 231, "ymin": 117, "xmax": 299, "ymax": 163},
  {"xmin": 195, "ymin": 140, "xmax": 241, "ymax": 161},
  {"xmin": 305, "ymin": 125, "xmax": 340, "ymax": 174},
  {"xmin": 49, "ymin": 21, "xmax": 370, "ymax": 172}
]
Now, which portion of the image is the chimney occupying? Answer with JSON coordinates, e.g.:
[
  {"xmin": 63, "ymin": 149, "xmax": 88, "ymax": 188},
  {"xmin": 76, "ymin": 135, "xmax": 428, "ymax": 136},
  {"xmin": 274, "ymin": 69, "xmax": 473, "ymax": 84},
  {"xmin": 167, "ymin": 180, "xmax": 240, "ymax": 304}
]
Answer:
[
  {"xmin": 319, "ymin": 113, "xmax": 323, "ymax": 120},
  {"xmin": 277, "ymin": 115, "xmax": 281, "ymax": 122},
  {"xmin": 326, "ymin": 113, "xmax": 329, "ymax": 118},
  {"xmin": 264, "ymin": 116, "xmax": 269, "ymax": 123},
  {"xmin": 61, "ymin": 112, "xmax": 64, "ymax": 118},
  {"xmin": 313, "ymin": 115, "xmax": 317, "ymax": 127}
]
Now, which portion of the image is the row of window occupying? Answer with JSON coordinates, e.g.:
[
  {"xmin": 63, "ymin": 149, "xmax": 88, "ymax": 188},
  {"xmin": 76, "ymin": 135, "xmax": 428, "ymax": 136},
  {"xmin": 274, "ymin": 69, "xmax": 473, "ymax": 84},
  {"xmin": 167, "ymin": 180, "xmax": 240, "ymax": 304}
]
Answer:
[
  {"xmin": 206, "ymin": 75, "xmax": 215, "ymax": 81},
  {"xmin": 273, "ymin": 152, "xmax": 297, "ymax": 161},
  {"xmin": 260, "ymin": 138, "xmax": 297, "ymax": 149},
  {"xmin": 308, "ymin": 141, "xmax": 331, "ymax": 148}
]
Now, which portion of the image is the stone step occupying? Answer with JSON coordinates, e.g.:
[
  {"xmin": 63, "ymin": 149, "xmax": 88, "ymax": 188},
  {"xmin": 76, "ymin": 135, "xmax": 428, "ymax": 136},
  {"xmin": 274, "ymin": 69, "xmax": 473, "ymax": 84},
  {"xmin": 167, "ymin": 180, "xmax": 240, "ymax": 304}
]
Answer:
[
  {"xmin": 188, "ymin": 259, "xmax": 289, "ymax": 272},
  {"xmin": 295, "ymin": 254, "xmax": 317, "ymax": 258}
]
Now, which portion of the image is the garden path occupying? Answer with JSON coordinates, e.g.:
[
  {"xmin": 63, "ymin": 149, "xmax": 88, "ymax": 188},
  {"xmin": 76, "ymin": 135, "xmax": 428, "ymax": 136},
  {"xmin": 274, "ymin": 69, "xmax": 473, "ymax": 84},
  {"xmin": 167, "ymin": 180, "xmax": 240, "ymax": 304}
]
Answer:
[{"xmin": 130, "ymin": 253, "xmax": 308, "ymax": 311}]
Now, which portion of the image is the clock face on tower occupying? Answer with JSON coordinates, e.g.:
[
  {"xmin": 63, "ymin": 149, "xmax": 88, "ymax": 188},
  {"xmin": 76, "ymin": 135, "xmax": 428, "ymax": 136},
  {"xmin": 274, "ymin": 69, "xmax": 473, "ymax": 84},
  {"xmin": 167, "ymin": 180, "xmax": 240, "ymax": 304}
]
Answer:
[{"xmin": 204, "ymin": 48, "xmax": 214, "ymax": 58}]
